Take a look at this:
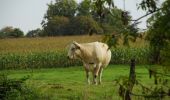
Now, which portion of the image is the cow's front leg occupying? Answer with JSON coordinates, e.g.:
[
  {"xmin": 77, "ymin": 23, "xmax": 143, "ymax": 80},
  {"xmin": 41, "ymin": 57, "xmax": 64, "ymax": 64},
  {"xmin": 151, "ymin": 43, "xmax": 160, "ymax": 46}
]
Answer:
[
  {"xmin": 93, "ymin": 63, "xmax": 101, "ymax": 85},
  {"xmin": 98, "ymin": 67, "xmax": 103, "ymax": 84},
  {"xmin": 84, "ymin": 63, "xmax": 90, "ymax": 84},
  {"xmin": 85, "ymin": 70, "xmax": 90, "ymax": 84}
]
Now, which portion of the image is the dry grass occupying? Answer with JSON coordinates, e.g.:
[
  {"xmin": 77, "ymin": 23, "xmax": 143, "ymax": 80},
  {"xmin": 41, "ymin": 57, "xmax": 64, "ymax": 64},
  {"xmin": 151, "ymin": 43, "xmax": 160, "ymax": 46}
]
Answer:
[
  {"xmin": 0, "ymin": 35, "xmax": 148, "ymax": 54},
  {"xmin": 0, "ymin": 35, "xmax": 102, "ymax": 53}
]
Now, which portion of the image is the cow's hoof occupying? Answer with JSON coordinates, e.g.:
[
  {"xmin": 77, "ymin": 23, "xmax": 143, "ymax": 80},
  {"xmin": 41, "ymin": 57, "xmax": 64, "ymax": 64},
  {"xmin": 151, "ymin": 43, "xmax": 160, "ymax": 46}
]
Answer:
[
  {"xmin": 93, "ymin": 82, "xmax": 97, "ymax": 85},
  {"xmin": 99, "ymin": 82, "xmax": 102, "ymax": 85},
  {"xmin": 87, "ymin": 82, "xmax": 91, "ymax": 85}
]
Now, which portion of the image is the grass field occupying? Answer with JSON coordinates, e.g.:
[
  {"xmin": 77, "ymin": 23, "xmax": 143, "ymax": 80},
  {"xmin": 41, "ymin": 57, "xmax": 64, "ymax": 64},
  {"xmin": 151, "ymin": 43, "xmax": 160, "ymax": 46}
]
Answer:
[
  {"xmin": 1, "ymin": 65, "xmax": 169, "ymax": 100},
  {"xmin": 1, "ymin": 35, "xmax": 166, "ymax": 100}
]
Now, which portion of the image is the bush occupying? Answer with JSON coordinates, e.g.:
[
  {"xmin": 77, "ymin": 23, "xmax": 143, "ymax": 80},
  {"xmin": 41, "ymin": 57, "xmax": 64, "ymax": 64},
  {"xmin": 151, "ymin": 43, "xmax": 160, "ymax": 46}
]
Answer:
[{"xmin": 0, "ymin": 74, "xmax": 44, "ymax": 100}]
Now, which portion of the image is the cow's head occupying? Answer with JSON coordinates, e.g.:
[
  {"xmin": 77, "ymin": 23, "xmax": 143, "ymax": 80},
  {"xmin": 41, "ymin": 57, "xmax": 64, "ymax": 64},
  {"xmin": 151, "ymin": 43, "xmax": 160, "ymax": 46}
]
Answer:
[{"xmin": 67, "ymin": 41, "xmax": 82, "ymax": 60}]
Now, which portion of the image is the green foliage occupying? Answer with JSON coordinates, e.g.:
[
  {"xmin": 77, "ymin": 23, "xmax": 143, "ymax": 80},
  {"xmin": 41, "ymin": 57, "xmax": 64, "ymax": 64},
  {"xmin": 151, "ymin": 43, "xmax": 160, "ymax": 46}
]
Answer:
[
  {"xmin": 147, "ymin": 0, "xmax": 170, "ymax": 64},
  {"xmin": 11, "ymin": 28, "xmax": 24, "ymax": 37},
  {"xmin": 114, "ymin": 65, "xmax": 170, "ymax": 100},
  {"xmin": 41, "ymin": 0, "xmax": 130, "ymax": 36},
  {"xmin": 77, "ymin": 0, "xmax": 92, "ymax": 16},
  {"xmin": 93, "ymin": 0, "xmax": 114, "ymax": 20},
  {"xmin": 100, "ymin": 9, "xmax": 139, "ymax": 48},
  {"xmin": 99, "ymin": 8, "xmax": 127, "ymax": 34},
  {"xmin": 160, "ymin": 42, "xmax": 170, "ymax": 66},
  {"xmin": 45, "ymin": 0, "xmax": 77, "ymax": 18},
  {"xmin": 26, "ymin": 28, "xmax": 42, "ymax": 37},
  {"xmin": 69, "ymin": 16, "xmax": 103, "ymax": 35},
  {"xmin": 138, "ymin": 0, "xmax": 158, "ymax": 13},
  {"xmin": 0, "ymin": 26, "xmax": 24, "ymax": 38},
  {"xmin": 0, "ymin": 74, "xmax": 43, "ymax": 100},
  {"xmin": 111, "ymin": 48, "xmax": 151, "ymax": 64},
  {"xmin": 0, "ymin": 51, "xmax": 81, "ymax": 69},
  {"xmin": 44, "ymin": 16, "xmax": 70, "ymax": 36}
]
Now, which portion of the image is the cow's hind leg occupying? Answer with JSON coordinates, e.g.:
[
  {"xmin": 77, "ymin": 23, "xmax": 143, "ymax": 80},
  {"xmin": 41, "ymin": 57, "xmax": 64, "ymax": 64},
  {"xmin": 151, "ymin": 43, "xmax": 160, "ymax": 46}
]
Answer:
[{"xmin": 93, "ymin": 63, "xmax": 101, "ymax": 85}]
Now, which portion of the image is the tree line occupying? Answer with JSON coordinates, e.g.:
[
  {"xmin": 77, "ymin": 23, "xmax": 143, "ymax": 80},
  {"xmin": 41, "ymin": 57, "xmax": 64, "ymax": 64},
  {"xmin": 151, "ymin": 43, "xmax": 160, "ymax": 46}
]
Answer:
[{"xmin": 0, "ymin": 0, "xmax": 131, "ymax": 38}]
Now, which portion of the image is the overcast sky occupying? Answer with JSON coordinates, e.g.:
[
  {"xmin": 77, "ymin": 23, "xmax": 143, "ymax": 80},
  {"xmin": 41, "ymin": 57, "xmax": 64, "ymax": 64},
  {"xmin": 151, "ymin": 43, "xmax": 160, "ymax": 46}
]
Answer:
[{"xmin": 0, "ymin": 0, "xmax": 162, "ymax": 33}]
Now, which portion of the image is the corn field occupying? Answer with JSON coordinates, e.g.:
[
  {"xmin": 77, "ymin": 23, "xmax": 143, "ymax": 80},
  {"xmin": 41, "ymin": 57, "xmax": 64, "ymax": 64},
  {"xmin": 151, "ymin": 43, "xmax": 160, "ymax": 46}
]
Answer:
[
  {"xmin": 0, "ymin": 36, "xmax": 150, "ymax": 69},
  {"xmin": 0, "ymin": 48, "xmax": 150, "ymax": 69}
]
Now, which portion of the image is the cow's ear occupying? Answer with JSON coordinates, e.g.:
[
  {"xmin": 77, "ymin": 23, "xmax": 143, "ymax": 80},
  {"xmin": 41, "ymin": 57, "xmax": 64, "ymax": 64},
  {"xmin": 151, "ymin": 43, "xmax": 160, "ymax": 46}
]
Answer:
[{"xmin": 73, "ymin": 41, "xmax": 81, "ymax": 49}]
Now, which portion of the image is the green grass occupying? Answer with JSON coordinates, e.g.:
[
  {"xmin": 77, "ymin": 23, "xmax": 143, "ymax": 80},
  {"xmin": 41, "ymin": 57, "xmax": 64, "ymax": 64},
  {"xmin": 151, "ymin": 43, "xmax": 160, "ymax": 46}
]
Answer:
[{"xmin": 1, "ymin": 65, "xmax": 165, "ymax": 100}]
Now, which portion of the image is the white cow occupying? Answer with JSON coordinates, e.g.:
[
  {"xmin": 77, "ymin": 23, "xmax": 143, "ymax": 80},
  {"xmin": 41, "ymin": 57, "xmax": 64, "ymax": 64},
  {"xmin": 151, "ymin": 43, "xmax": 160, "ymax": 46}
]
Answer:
[{"xmin": 67, "ymin": 41, "xmax": 111, "ymax": 85}]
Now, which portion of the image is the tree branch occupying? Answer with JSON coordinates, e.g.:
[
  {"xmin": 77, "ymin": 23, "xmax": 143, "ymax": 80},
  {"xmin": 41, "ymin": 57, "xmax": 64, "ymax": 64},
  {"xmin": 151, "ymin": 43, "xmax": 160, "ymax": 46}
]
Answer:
[{"xmin": 131, "ymin": 8, "xmax": 162, "ymax": 22}]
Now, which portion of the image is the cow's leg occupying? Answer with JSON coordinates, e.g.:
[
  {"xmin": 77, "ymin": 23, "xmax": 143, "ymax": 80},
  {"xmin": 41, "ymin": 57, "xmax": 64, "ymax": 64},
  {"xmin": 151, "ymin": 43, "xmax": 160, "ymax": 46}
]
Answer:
[
  {"xmin": 84, "ymin": 63, "xmax": 90, "ymax": 84},
  {"xmin": 98, "ymin": 67, "xmax": 103, "ymax": 84},
  {"xmin": 85, "ymin": 69, "xmax": 90, "ymax": 84},
  {"xmin": 93, "ymin": 63, "xmax": 101, "ymax": 85}
]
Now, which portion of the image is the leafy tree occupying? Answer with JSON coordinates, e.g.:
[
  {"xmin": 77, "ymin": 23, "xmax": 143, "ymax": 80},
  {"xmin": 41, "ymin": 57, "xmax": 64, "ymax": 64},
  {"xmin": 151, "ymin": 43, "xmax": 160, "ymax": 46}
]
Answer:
[
  {"xmin": 41, "ymin": 0, "xmax": 77, "ymax": 36},
  {"xmin": 0, "ymin": 26, "xmax": 24, "ymax": 38},
  {"xmin": 43, "ymin": 16, "xmax": 70, "ymax": 36},
  {"xmin": 100, "ymin": 8, "xmax": 128, "ymax": 35},
  {"xmin": 93, "ymin": 0, "xmax": 170, "ymax": 99},
  {"xmin": 77, "ymin": 0, "xmax": 93, "ymax": 16},
  {"xmin": 9, "ymin": 28, "xmax": 24, "ymax": 38},
  {"xmin": 0, "ymin": 27, "xmax": 13, "ymax": 38},
  {"xmin": 160, "ymin": 42, "xmax": 170, "ymax": 66},
  {"xmin": 146, "ymin": 0, "xmax": 170, "ymax": 64},
  {"xmin": 44, "ymin": 0, "xmax": 77, "ymax": 19},
  {"xmin": 69, "ymin": 16, "xmax": 103, "ymax": 35},
  {"xmin": 26, "ymin": 28, "xmax": 42, "ymax": 37}
]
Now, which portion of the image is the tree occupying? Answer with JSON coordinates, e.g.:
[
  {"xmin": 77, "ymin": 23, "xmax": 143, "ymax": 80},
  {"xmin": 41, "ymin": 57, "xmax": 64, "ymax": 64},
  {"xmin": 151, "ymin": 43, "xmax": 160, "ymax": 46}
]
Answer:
[
  {"xmin": 41, "ymin": 0, "xmax": 77, "ymax": 36},
  {"xmin": 43, "ymin": 16, "xmax": 70, "ymax": 36},
  {"xmin": 77, "ymin": 0, "xmax": 93, "ymax": 16},
  {"xmin": 44, "ymin": 0, "xmax": 77, "ymax": 19},
  {"xmin": 92, "ymin": 0, "xmax": 170, "ymax": 99},
  {"xmin": 100, "ymin": 8, "xmax": 128, "ymax": 35},
  {"xmin": 69, "ymin": 16, "xmax": 103, "ymax": 35},
  {"xmin": 26, "ymin": 28, "xmax": 42, "ymax": 37},
  {"xmin": 146, "ymin": 0, "xmax": 170, "ymax": 64},
  {"xmin": 0, "ymin": 26, "xmax": 13, "ymax": 38},
  {"xmin": 10, "ymin": 28, "xmax": 24, "ymax": 38},
  {"xmin": 0, "ymin": 26, "xmax": 24, "ymax": 38}
]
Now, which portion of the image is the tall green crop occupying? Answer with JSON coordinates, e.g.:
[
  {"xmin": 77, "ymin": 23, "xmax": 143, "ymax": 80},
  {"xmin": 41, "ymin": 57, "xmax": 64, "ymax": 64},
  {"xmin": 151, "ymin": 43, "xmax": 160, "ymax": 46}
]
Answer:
[{"xmin": 0, "ymin": 47, "xmax": 150, "ymax": 69}]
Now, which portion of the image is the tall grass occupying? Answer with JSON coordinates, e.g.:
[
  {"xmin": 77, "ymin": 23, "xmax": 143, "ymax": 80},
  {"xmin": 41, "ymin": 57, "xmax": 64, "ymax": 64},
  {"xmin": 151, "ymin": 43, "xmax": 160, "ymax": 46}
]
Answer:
[{"xmin": 0, "ymin": 35, "xmax": 102, "ymax": 53}]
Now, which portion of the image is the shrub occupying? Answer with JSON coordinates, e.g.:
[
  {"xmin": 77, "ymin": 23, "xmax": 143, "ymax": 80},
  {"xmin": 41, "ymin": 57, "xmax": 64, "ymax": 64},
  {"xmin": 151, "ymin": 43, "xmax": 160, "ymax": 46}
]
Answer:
[{"xmin": 0, "ymin": 74, "xmax": 44, "ymax": 100}]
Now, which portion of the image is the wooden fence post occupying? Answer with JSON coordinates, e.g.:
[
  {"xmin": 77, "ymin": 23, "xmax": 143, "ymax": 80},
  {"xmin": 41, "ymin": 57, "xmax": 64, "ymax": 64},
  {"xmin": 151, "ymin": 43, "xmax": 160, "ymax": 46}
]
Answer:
[{"xmin": 125, "ymin": 59, "xmax": 136, "ymax": 100}]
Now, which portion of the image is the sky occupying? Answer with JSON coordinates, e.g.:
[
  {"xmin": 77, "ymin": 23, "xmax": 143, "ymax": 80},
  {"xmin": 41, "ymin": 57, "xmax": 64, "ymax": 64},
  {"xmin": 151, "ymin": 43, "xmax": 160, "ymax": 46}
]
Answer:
[{"xmin": 0, "ymin": 0, "xmax": 162, "ymax": 33}]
